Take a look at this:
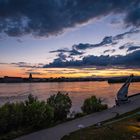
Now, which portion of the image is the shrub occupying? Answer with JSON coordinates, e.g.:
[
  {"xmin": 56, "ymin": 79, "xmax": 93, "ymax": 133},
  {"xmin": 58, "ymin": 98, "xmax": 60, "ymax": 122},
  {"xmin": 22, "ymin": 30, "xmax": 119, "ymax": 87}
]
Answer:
[
  {"xmin": 0, "ymin": 102, "xmax": 25, "ymax": 133},
  {"xmin": 24, "ymin": 99, "xmax": 54, "ymax": 128},
  {"xmin": 75, "ymin": 112, "xmax": 85, "ymax": 118},
  {"xmin": 81, "ymin": 96, "xmax": 108, "ymax": 114},
  {"xmin": 0, "ymin": 94, "xmax": 54, "ymax": 134},
  {"xmin": 47, "ymin": 92, "xmax": 72, "ymax": 121},
  {"xmin": 0, "ymin": 93, "xmax": 72, "ymax": 135}
]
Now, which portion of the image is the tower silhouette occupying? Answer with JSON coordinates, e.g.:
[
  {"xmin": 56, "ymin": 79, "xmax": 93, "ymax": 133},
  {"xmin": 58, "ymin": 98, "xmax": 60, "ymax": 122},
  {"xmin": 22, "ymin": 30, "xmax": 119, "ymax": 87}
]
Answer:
[{"xmin": 29, "ymin": 73, "xmax": 32, "ymax": 82}]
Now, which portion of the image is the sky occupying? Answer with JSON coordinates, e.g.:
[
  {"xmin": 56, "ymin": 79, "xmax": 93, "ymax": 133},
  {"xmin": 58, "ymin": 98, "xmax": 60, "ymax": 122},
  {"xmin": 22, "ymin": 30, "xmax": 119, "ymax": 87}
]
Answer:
[{"xmin": 0, "ymin": 0, "xmax": 140, "ymax": 78}]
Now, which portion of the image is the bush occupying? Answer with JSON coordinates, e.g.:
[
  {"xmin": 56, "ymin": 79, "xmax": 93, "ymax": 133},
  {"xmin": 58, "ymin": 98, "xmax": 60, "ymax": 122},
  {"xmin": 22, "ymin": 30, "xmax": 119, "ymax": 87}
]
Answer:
[
  {"xmin": 81, "ymin": 96, "xmax": 108, "ymax": 114},
  {"xmin": 75, "ymin": 112, "xmax": 85, "ymax": 118},
  {"xmin": 0, "ymin": 94, "xmax": 54, "ymax": 134},
  {"xmin": 47, "ymin": 92, "xmax": 72, "ymax": 121},
  {"xmin": 0, "ymin": 102, "xmax": 25, "ymax": 133},
  {"xmin": 0, "ymin": 93, "xmax": 72, "ymax": 136},
  {"xmin": 24, "ymin": 99, "xmax": 54, "ymax": 128}
]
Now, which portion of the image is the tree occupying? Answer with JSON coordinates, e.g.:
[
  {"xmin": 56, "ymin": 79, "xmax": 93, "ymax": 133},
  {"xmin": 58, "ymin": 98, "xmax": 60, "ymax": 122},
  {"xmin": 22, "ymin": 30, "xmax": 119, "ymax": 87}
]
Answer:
[
  {"xmin": 25, "ymin": 94, "xmax": 38, "ymax": 105},
  {"xmin": 24, "ymin": 95, "xmax": 54, "ymax": 128},
  {"xmin": 81, "ymin": 96, "xmax": 108, "ymax": 114},
  {"xmin": 47, "ymin": 92, "xmax": 72, "ymax": 121},
  {"xmin": 0, "ymin": 94, "xmax": 55, "ymax": 134},
  {"xmin": 0, "ymin": 93, "xmax": 71, "ymax": 135},
  {"xmin": 0, "ymin": 102, "xmax": 25, "ymax": 133}
]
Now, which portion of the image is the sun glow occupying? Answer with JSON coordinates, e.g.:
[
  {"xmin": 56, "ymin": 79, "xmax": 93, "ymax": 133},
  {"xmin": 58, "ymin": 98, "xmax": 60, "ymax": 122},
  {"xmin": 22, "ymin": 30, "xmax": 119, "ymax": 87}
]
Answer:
[{"xmin": 0, "ymin": 64, "xmax": 140, "ymax": 78}]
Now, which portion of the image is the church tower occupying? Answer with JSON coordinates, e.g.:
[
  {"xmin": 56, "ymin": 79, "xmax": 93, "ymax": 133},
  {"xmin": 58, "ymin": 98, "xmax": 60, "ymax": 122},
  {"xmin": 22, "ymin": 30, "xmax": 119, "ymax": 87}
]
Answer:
[{"xmin": 29, "ymin": 73, "xmax": 32, "ymax": 82}]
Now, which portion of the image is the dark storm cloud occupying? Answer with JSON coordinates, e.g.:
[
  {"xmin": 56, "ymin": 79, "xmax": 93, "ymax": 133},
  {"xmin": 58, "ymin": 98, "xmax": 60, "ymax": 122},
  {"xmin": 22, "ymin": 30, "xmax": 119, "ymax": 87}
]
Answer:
[
  {"xmin": 73, "ymin": 43, "xmax": 93, "ymax": 50},
  {"xmin": 119, "ymin": 45, "xmax": 126, "ymax": 50},
  {"xmin": 114, "ymin": 29, "xmax": 140, "ymax": 40},
  {"xmin": 50, "ymin": 48, "xmax": 70, "ymax": 53},
  {"xmin": 69, "ymin": 48, "xmax": 84, "ymax": 56},
  {"xmin": 44, "ymin": 50, "xmax": 140, "ymax": 68},
  {"xmin": 0, "ymin": 0, "xmax": 140, "ymax": 37},
  {"xmin": 50, "ymin": 47, "xmax": 84, "ymax": 56},
  {"xmin": 104, "ymin": 49, "xmax": 115, "ymax": 53},
  {"xmin": 74, "ymin": 36, "xmax": 113, "ymax": 50},
  {"xmin": 50, "ymin": 29, "xmax": 140, "ymax": 60},
  {"xmin": 125, "ymin": 6, "xmax": 140, "ymax": 27},
  {"xmin": 57, "ymin": 52, "xmax": 67, "ymax": 61},
  {"xmin": 127, "ymin": 46, "xmax": 140, "ymax": 52},
  {"xmin": 119, "ymin": 44, "xmax": 140, "ymax": 52},
  {"xmin": 74, "ymin": 29, "xmax": 140, "ymax": 50},
  {"xmin": 48, "ymin": 29, "xmax": 140, "ymax": 67}
]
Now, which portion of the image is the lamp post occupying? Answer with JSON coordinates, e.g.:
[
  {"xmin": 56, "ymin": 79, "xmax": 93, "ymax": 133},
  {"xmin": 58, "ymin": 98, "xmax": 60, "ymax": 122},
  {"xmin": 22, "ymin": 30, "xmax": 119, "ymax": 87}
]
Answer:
[{"xmin": 78, "ymin": 124, "xmax": 84, "ymax": 140}]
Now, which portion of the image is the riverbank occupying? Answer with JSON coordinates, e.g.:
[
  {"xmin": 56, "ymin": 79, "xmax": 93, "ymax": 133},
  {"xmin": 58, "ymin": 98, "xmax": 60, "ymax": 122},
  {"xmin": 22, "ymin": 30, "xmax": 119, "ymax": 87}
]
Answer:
[
  {"xmin": 1, "ymin": 76, "xmax": 140, "ymax": 84},
  {"xmin": 0, "ymin": 77, "xmax": 107, "ymax": 83},
  {"xmin": 15, "ymin": 93, "xmax": 140, "ymax": 140}
]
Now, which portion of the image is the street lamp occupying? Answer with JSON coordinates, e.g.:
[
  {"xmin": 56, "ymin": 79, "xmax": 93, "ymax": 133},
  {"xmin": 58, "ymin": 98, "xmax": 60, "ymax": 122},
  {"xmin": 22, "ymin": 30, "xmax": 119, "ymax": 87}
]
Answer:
[{"xmin": 78, "ymin": 124, "xmax": 85, "ymax": 140}]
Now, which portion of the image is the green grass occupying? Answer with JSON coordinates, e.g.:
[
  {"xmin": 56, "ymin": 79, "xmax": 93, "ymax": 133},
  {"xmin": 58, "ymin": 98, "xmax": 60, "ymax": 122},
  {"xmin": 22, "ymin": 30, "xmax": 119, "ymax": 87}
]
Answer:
[{"xmin": 62, "ymin": 108, "xmax": 140, "ymax": 140}]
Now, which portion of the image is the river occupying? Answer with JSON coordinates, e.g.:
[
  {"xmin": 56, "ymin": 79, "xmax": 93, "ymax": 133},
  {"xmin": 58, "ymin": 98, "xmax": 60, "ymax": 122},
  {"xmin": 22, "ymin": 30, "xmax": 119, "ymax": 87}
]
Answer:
[{"xmin": 0, "ymin": 81, "xmax": 140, "ymax": 111}]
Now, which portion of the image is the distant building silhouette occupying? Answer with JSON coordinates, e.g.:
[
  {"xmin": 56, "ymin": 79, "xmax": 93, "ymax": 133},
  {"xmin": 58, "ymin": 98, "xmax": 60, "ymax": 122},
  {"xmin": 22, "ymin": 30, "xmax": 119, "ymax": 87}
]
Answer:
[
  {"xmin": 4, "ymin": 76, "xmax": 23, "ymax": 83},
  {"xmin": 29, "ymin": 73, "xmax": 32, "ymax": 82}
]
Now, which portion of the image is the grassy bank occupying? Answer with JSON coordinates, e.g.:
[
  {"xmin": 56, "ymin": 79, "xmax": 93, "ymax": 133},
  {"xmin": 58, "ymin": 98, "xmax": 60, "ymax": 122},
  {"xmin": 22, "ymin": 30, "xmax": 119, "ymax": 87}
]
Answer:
[{"xmin": 62, "ymin": 108, "xmax": 140, "ymax": 140}]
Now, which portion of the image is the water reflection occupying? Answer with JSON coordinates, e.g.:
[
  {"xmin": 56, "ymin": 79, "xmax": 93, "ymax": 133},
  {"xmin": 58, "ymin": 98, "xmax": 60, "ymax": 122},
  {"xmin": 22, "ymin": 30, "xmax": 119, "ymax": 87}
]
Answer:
[{"xmin": 0, "ymin": 82, "xmax": 140, "ymax": 111}]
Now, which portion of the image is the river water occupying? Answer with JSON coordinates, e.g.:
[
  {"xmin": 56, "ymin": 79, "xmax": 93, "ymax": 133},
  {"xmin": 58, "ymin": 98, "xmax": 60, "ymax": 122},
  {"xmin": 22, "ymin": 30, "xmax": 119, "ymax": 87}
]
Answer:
[{"xmin": 0, "ymin": 81, "xmax": 140, "ymax": 111}]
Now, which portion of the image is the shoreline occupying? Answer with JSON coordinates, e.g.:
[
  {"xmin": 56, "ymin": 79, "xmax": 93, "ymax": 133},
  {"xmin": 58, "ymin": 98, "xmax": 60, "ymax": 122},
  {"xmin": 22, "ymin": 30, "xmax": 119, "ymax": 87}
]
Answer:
[{"xmin": 1, "ymin": 76, "xmax": 140, "ymax": 84}]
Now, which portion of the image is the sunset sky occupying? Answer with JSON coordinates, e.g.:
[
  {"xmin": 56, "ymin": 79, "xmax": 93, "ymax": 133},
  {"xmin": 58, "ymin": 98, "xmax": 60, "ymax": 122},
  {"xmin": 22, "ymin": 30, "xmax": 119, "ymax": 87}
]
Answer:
[{"xmin": 0, "ymin": 0, "xmax": 140, "ymax": 78}]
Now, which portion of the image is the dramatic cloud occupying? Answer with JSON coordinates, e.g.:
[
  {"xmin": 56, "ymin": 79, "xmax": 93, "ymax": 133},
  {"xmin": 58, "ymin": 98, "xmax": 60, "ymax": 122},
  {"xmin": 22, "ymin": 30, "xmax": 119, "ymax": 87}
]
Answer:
[
  {"xmin": 48, "ymin": 28, "xmax": 140, "ymax": 67},
  {"xmin": 125, "ymin": 5, "xmax": 140, "ymax": 27},
  {"xmin": 49, "ymin": 29, "xmax": 140, "ymax": 62},
  {"xmin": 74, "ymin": 29, "xmax": 140, "ymax": 50},
  {"xmin": 0, "ymin": 0, "xmax": 140, "ymax": 37},
  {"xmin": 56, "ymin": 52, "xmax": 67, "ymax": 61},
  {"xmin": 50, "ymin": 47, "xmax": 84, "ymax": 56},
  {"xmin": 127, "ymin": 46, "xmax": 140, "ymax": 52},
  {"xmin": 119, "ymin": 45, "xmax": 126, "ymax": 50},
  {"xmin": 50, "ymin": 48, "xmax": 70, "ymax": 53},
  {"xmin": 44, "ymin": 50, "xmax": 140, "ymax": 68},
  {"xmin": 119, "ymin": 44, "xmax": 140, "ymax": 52},
  {"xmin": 104, "ymin": 49, "xmax": 115, "ymax": 54}
]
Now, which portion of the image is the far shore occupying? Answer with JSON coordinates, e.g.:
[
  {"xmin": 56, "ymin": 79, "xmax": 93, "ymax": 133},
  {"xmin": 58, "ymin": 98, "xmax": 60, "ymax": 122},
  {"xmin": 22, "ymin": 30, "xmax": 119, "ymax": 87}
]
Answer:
[{"xmin": 0, "ymin": 76, "xmax": 140, "ymax": 83}]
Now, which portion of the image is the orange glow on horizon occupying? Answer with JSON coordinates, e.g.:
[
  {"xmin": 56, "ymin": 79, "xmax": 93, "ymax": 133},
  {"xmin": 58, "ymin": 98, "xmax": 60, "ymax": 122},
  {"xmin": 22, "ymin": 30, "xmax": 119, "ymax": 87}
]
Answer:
[{"xmin": 0, "ymin": 64, "xmax": 140, "ymax": 78}]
